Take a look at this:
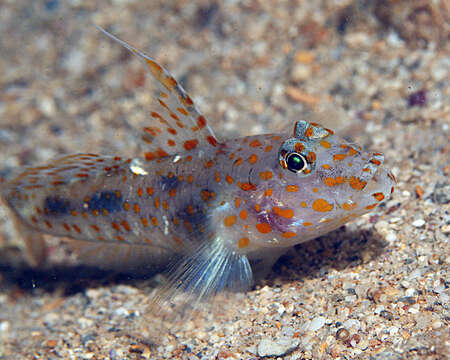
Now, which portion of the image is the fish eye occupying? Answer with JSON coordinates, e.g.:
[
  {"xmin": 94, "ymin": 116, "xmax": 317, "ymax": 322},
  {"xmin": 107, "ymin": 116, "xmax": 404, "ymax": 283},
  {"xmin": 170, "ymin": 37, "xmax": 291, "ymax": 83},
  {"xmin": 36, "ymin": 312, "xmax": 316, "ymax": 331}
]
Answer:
[{"xmin": 286, "ymin": 152, "xmax": 307, "ymax": 173}]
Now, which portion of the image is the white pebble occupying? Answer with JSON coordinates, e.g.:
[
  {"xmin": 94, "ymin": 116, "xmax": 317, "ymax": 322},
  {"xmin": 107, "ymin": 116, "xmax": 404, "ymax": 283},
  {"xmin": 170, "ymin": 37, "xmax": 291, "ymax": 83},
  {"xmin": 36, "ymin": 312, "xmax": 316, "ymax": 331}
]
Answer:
[
  {"xmin": 343, "ymin": 319, "xmax": 361, "ymax": 330},
  {"xmin": 308, "ymin": 316, "xmax": 326, "ymax": 332},
  {"xmin": 405, "ymin": 288, "xmax": 417, "ymax": 297},
  {"xmin": 277, "ymin": 303, "xmax": 286, "ymax": 316},
  {"xmin": 432, "ymin": 320, "xmax": 443, "ymax": 329},
  {"xmin": 412, "ymin": 219, "xmax": 425, "ymax": 228},
  {"xmin": 386, "ymin": 232, "xmax": 397, "ymax": 242},
  {"xmin": 257, "ymin": 337, "xmax": 300, "ymax": 357},
  {"xmin": 0, "ymin": 321, "xmax": 10, "ymax": 332},
  {"xmin": 114, "ymin": 307, "xmax": 130, "ymax": 317}
]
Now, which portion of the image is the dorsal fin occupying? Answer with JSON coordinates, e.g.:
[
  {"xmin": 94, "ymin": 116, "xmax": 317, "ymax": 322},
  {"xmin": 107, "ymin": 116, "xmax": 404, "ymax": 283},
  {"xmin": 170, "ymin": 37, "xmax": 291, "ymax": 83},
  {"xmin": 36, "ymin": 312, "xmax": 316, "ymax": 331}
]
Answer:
[{"xmin": 97, "ymin": 26, "xmax": 220, "ymax": 161}]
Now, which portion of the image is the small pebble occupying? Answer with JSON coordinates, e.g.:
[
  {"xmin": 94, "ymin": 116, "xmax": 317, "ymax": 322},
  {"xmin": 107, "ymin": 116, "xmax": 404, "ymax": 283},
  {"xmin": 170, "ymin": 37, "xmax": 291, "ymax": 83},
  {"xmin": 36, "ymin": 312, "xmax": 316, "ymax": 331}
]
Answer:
[
  {"xmin": 343, "ymin": 319, "xmax": 361, "ymax": 330},
  {"xmin": 431, "ymin": 320, "xmax": 443, "ymax": 329},
  {"xmin": 257, "ymin": 337, "xmax": 300, "ymax": 357},
  {"xmin": 386, "ymin": 232, "xmax": 397, "ymax": 242},
  {"xmin": 308, "ymin": 316, "xmax": 326, "ymax": 332},
  {"xmin": 0, "ymin": 321, "xmax": 10, "ymax": 332},
  {"xmin": 412, "ymin": 219, "xmax": 425, "ymax": 228},
  {"xmin": 380, "ymin": 310, "xmax": 393, "ymax": 320},
  {"xmin": 336, "ymin": 328, "xmax": 350, "ymax": 341}
]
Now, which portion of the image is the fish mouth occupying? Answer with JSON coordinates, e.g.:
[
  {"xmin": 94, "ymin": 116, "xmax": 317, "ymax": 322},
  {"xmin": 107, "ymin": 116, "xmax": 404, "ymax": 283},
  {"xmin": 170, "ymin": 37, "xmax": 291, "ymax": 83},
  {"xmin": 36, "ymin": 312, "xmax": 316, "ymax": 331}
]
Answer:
[
  {"xmin": 359, "ymin": 153, "xmax": 396, "ymax": 202},
  {"xmin": 359, "ymin": 153, "xmax": 385, "ymax": 183}
]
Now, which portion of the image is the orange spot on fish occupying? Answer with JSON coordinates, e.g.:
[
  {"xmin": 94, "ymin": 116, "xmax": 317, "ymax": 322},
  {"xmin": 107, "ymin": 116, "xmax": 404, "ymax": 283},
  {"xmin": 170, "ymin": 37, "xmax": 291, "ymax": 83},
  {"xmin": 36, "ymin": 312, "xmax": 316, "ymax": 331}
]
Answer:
[
  {"xmin": 333, "ymin": 154, "xmax": 347, "ymax": 161},
  {"xmin": 324, "ymin": 177, "xmax": 337, "ymax": 187},
  {"xmin": 239, "ymin": 182, "xmax": 256, "ymax": 191},
  {"xmin": 295, "ymin": 142, "xmax": 305, "ymax": 152},
  {"xmin": 370, "ymin": 159, "xmax": 381, "ymax": 166},
  {"xmin": 286, "ymin": 185, "xmax": 299, "ymax": 192},
  {"xmin": 282, "ymin": 231, "xmax": 296, "ymax": 238},
  {"xmin": 238, "ymin": 237, "xmax": 250, "ymax": 248},
  {"xmin": 256, "ymin": 223, "xmax": 271, "ymax": 234},
  {"xmin": 177, "ymin": 107, "xmax": 188, "ymax": 116},
  {"xmin": 349, "ymin": 176, "xmax": 367, "ymax": 190},
  {"xmin": 259, "ymin": 171, "xmax": 273, "ymax": 180},
  {"xmin": 312, "ymin": 198, "xmax": 334, "ymax": 212},
  {"xmin": 249, "ymin": 139, "xmax": 261, "ymax": 147},
  {"xmin": 207, "ymin": 136, "xmax": 217, "ymax": 147},
  {"xmin": 121, "ymin": 220, "xmax": 131, "ymax": 232},
  {"xmin": 273, "ymin": 206, "xmax": 294, "ymax": 218},
  {"xmin": 197, "ymin": 115, "xmax": 206, "ymax": 129},
  {"xmin": 249, "ymin": 154, "xmax": 258, "ymax": 164},
  {"xmin": 342, "ymin": 202, "xmax": 358, "ymax": 211},
  {"xmin": 373, "ymin": 192, "xmax": 385, "ymax": 201},
  {"xmin": 239, "ymin": 209, "xmax": 247, "ymax": 220},
  {"xmin": 200, "ymin": 190, "xmax": 215, "ymax": 202},
  {"xmin": 224, "ymin": 215, "xmax": 237, "ymax": 227},
  {"xmin": 204, "ymin": 160, "xmax": 214, "ymax": 168},
  {"xmin": 184, "ymin": 139, "xmax": 199, "ymax": 150},
  {"xmin": 304, "ymin": 127, "xmax": 314, "ymax": 137},
  {"xmin": 264, "ymin": 188, "xmax": 273, "ymax": 196},
  {"xmin": 320, "ymin": 140, "xmax": 331, "ymax": 148},
  {"xmin": 186, "ymin": 205, "xmax": 194, "ymax": 216}
]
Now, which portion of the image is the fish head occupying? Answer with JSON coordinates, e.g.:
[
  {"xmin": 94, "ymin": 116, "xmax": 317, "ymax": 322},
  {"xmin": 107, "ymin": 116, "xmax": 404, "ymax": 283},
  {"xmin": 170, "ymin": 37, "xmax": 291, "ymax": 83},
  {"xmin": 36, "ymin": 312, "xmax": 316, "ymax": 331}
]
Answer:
[{"xmin": 243, "ymin": 120, "xmax": 396, "ymax": 247}]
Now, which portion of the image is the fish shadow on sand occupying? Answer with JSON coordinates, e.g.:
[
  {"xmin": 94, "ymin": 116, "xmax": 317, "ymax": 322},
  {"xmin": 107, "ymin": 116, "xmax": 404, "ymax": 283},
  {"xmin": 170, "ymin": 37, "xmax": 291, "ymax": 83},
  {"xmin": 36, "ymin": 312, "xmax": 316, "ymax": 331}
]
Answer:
[{"xmin": 0, "ymin": 224, "xmax": 388, "ymax": 297}]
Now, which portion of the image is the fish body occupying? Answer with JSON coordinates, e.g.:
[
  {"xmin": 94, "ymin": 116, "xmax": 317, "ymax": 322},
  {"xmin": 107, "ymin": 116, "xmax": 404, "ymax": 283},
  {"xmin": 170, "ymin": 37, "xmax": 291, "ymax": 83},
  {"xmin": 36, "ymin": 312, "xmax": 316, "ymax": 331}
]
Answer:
[{"xmin": 1, "ymin": 28, "xmax": 395, "ymax": 303}]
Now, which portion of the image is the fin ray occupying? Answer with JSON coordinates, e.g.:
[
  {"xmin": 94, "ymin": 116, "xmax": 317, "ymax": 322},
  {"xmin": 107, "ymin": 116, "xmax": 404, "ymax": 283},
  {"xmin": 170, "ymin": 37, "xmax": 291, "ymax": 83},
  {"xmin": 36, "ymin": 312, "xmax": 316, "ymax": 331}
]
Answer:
[
  {"xmin": 151, "ymin": 237, "xmax": 253, "ymax": 320},
  {"xmin": 97, "ymin": 26, "xmax": 220, "ymax": 161}
]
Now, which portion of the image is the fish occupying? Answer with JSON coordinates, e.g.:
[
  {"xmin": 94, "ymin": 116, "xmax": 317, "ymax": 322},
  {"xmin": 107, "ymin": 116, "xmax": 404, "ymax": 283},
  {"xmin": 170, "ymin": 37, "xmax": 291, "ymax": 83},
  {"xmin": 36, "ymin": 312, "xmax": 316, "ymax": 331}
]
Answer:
[{"xmin": 0, "ymin": 27, "xmax": 396, "ymax": 309}]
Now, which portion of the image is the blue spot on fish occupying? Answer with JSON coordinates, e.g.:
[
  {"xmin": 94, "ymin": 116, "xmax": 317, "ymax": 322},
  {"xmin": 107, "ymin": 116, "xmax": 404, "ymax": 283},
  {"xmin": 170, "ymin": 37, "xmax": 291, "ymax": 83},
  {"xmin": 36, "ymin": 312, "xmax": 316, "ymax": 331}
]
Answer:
[
  {"xmin": 86, "ymin": 191, "xmax": 122, "ymax": 213},
  {"xmin": 44, "ymin": 196, "xmax": 71, "ymax": 216}
]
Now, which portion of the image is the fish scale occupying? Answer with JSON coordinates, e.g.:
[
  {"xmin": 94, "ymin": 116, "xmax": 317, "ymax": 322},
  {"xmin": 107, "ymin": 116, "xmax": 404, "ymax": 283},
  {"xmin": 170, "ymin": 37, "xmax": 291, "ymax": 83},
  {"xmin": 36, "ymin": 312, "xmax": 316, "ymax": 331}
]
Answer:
[{"xmin": 1, "ymin": 28, "xmax": 396, "ymax": 308}]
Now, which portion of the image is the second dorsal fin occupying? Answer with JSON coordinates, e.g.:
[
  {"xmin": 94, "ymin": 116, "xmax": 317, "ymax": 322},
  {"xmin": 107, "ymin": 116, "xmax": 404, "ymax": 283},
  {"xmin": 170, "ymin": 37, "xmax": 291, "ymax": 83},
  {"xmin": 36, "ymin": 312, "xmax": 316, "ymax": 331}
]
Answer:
[{"xmin": 98, "ymin": 26, "xmax": 220, "ymax": 161}]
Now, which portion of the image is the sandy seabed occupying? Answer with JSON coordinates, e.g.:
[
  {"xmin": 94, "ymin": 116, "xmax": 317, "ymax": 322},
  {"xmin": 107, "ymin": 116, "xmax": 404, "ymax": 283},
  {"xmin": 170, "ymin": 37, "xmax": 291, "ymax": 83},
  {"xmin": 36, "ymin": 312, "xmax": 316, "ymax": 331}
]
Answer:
[{"xmin": 0, "ymin": 1, "xmax": 448, "ymax": 359}]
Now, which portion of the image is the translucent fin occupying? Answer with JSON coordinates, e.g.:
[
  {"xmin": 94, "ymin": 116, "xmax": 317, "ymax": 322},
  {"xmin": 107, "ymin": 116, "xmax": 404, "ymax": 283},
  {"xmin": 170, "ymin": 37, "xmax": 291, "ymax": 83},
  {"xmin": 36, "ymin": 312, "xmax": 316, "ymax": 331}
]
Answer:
[
  {"xmin": 0, "ymin": 196, "xmax": 46, "ymax": 267},
  {"xmin": 151, "ymin": 237, "xmax": 253, "ymax": 321},
  {"xmin": 66, "ymin": 239, "xmax": 173, "ymax": 274},
  {"xmin": 97, "ymin": 26, "xmax": 220, "ymax": 161}
]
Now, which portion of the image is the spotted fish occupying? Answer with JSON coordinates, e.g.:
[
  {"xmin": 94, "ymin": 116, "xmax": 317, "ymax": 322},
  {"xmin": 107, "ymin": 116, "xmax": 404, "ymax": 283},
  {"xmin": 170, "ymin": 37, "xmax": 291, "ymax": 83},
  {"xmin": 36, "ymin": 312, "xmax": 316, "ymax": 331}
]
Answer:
[{"xmin": 1, "ymin": 28, "xmax": 396, "ymax": 306}]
